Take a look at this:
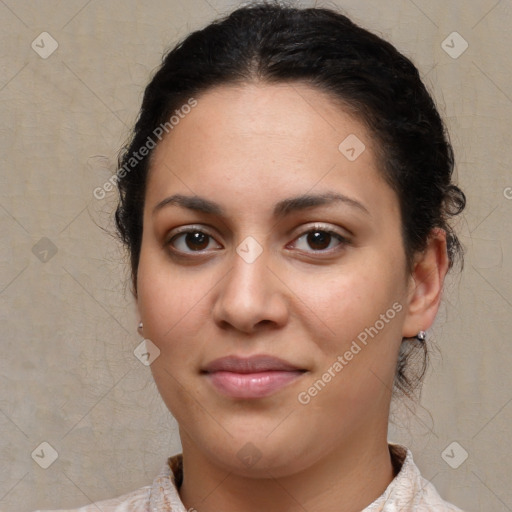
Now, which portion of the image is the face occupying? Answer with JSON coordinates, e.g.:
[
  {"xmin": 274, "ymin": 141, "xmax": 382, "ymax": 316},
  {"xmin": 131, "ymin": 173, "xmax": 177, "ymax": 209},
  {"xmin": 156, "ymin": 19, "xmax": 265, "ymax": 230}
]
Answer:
[{"xmin": 137, "ymin": 82, "xmax": 414, "ymax": 477}]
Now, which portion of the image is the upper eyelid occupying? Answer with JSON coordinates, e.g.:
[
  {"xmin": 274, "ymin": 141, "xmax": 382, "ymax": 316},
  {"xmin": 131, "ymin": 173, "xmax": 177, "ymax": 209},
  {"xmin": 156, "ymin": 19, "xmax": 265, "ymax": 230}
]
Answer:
[
  {"xmin": 167, "ymin": 225, "xmax": 222, "ymax": 247},
  {"xmin": 289, "ymin": 222, "xmax": 349, "ymax": 239},
  {"xmin": 168, "ymin": 222, "xmax": 347, "ymax": 239}
]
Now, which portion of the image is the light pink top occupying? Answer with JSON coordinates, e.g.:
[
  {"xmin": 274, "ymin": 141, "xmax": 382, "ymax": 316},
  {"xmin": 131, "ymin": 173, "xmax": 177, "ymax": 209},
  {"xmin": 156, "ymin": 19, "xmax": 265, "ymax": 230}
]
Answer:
[{"xmin": 34, "ymin": 444, "xmax": 464, "ymax": 511}]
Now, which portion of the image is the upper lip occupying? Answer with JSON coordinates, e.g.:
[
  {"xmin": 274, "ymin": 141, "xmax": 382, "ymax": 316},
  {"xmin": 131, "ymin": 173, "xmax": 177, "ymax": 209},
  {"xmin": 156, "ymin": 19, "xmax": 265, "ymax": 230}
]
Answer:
[{"xmin": 202, "ymin": 355, "xmax": 304, "ymax": 374}]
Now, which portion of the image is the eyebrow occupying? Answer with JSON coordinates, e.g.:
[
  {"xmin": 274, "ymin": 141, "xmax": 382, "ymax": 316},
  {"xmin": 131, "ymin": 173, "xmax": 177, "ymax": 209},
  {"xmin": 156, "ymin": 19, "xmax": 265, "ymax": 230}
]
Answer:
[{"xmin": 152, "ymin": 192, "xmax": 370, "ymax": 218}]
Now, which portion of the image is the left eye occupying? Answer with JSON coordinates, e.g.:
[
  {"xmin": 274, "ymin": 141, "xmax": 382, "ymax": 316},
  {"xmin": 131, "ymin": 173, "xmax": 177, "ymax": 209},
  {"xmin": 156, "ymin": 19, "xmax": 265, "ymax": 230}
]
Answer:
[{"xmin": 290, "ymin": 229, "xmax": 347, "ymax": 252}]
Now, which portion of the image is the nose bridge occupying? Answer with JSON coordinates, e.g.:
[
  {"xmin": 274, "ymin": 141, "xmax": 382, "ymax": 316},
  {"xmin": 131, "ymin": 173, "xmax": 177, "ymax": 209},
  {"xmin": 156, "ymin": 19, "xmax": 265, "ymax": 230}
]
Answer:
[
  {"xmin": 225, "ymin": 241, "xmax": 270, "ymax": 306},
  {"xmin": 213, "ymin": 238, "xmax": 287, "ymax": 332}
]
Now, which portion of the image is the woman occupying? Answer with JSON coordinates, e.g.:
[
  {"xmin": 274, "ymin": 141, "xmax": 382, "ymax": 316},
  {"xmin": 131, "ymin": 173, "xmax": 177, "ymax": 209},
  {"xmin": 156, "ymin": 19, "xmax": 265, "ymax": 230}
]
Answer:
[{"xmin": 37, "ymin": 2, "xmax": 466, "ymax": 511}]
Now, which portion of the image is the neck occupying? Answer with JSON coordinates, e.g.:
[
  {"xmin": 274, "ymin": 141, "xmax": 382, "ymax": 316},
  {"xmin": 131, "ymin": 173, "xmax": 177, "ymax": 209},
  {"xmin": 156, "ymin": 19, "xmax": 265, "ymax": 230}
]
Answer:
[{"xmin": 178, "ymin": 431, "xmax": 395, "ymax": 512}]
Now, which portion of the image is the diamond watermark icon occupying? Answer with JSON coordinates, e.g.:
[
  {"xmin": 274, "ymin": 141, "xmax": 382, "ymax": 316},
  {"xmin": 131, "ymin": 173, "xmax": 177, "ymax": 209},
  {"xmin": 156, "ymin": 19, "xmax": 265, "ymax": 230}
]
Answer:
[
  {"xmin": 32, "ymin": 441, "xmax": 59, "ymax": 469},
  {"xmin": 237, "ymin": 442, "xmax": 262, "ymax": 468},
  {"xmin": 236, "ymin": 236, "xmax": 263, "ymax": 264},
  {"xmin": 441, "ymin": 32, "xmax": 468, "ymax": 59},
  {"xmin": 134, "ymin": 338, "xmax": 160, "ymax": 366},
  {"xmin": 441, "ymin": 441, "xmax": 468, "ymax": 469},
  {"xmin": 32, "ymin": 237, "xmax": 58, "ymax": 263},
  {"xmin": 31, "ymin": 32, "xmax": 59, "ymax": 59},
  {"xmin": 339, "ymin": 134, "xmax": 366, "ymax": 161}
]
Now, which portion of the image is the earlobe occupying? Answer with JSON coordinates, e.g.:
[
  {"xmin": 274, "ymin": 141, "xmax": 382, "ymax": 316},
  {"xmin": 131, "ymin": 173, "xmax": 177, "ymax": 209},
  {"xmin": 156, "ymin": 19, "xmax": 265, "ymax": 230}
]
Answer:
[{"xmin": 402, "ymin": 228, "xmax": 449, "ymax": 338}]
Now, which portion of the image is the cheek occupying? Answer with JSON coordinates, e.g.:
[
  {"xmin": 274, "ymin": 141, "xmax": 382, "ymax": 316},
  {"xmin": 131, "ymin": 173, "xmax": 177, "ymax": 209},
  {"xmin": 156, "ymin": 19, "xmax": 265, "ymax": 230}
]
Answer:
[
  {"xmin": 137, "ymin": 253, "xmax": 210, "ymax": 417},
  {"xmin": 136, "ymin": 249, "xmax": 210, "ymax": 355},
  {"xmin": 311, "ymin": 265, "xmax": 405, "ymax": 387},
  {"xmin": 294, "ymin": 260, "xmax": 404, "ymax": 347}
]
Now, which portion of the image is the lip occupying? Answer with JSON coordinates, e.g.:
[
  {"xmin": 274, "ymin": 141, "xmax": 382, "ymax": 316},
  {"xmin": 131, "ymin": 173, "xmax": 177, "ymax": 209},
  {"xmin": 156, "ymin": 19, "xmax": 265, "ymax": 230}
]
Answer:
[
  {"xmin": 203, "ymin": 355, "xmax": 302, "ymax": 373},
  {"xmin": 202, "ymin": 355, "xmax": 306, "ymax": 399}
]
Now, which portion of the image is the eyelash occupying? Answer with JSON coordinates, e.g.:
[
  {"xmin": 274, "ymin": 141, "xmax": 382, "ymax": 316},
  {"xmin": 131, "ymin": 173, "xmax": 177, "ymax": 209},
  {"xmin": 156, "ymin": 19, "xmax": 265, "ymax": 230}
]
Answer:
[{"xmin": 166, "ymin": 224, "xmax": 350, "ymax": 257}]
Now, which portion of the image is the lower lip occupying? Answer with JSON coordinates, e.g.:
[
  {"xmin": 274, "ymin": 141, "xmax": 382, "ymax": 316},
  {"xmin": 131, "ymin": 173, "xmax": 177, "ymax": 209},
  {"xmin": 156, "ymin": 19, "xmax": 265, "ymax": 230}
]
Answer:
[{"xmin": 205, "ymin": 370, "xmax": 305, "ymax": 399}]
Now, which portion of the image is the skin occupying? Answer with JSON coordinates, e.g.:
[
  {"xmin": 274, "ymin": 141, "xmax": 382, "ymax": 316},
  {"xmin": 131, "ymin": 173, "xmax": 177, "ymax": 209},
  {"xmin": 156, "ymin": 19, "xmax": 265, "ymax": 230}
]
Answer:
[{"xmin": 136, "ymin": 82, "xmax": 448, "ymax": 512}]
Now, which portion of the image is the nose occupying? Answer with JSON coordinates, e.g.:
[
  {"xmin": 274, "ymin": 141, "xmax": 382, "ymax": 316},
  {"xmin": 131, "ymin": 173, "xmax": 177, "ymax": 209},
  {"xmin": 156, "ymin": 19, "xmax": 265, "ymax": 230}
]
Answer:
[{"xmin": 212, "ymin": 246, "xmax": 289, "ymax": 334}]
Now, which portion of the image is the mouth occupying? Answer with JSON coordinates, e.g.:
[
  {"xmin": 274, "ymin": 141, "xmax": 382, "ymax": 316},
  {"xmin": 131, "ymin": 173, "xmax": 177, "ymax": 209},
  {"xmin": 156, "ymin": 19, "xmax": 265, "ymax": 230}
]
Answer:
[{"xmin": 201, "ymin": 355, "xmax": 307, "ymax": 399}]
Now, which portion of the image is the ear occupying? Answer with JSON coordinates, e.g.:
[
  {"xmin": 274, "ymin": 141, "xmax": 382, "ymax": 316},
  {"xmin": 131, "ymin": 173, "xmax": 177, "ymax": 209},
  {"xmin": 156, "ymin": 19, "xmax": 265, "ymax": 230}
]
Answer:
[{"xmin": 402, "ymin": 228, "xmax": 450, "ymax": 338}]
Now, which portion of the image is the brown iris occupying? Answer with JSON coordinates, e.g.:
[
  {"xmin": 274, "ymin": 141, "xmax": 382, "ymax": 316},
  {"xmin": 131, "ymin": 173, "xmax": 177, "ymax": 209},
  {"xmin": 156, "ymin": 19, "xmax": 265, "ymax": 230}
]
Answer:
[
  {"xmin": 306, "ymin": 231, "xmax": 332, "ymax": 251},
  {"xmin": 184, "ymin": 232, "xmax": 210, "ymax": 251}
]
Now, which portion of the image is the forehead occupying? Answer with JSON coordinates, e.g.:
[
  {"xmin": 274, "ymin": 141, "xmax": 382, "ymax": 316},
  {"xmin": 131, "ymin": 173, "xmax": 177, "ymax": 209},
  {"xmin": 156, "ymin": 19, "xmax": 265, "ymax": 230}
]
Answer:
[
  {"xmin": 156, "ymin": 82, "xmax": 373, "ymax": 158},
  {"xmin": 146, "ymin": 82, "xmax": 396, "ymax": 220}
]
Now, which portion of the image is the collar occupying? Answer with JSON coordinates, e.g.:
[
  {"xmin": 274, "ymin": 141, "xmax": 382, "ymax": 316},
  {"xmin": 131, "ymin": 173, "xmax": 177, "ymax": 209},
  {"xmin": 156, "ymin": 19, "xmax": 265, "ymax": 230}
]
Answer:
[{"xmin": 148, "ymin": 443, "xmax": 429, "ymax": 511}]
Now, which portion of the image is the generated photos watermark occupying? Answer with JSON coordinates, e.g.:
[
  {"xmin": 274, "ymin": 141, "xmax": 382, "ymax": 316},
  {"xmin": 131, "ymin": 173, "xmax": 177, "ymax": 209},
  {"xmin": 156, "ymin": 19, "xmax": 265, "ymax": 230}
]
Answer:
[
  {"xmin": 93, "ymin": 97, "xmax": 198, "ymax": 200},
  {"xmin": 297, "ymin": 301, "xmax": 403, "ymax": 405}
]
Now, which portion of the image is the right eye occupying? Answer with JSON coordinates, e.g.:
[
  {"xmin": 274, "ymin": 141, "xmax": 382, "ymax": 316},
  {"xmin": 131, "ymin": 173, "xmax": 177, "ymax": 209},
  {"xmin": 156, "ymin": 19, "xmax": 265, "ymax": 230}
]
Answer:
[{"xmin": 167, "ymin": 227, "xmax": 223, "ymax": 254}]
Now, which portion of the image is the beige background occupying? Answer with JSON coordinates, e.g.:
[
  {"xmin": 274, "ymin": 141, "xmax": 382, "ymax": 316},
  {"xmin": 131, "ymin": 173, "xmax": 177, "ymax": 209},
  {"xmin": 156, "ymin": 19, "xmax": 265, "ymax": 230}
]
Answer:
[{"xmin": 1, "ymin": 1, "xmax": 511, "ymax": 511}]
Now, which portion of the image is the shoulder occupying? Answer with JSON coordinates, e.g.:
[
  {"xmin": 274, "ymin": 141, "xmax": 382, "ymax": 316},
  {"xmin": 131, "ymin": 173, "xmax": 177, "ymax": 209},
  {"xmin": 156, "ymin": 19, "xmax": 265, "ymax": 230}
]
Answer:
[
  {"xmin": 364, "ymin": 443, "xmax": 466, "ymax": 511},
  {"xmin": 32, "ymin": 481, "xmax": 152, "ymax": 512},
  {"xmin": 32, "ymin": 455, "xmax": 183, "ymax": 512},
  {"xmin": 412, "ymin": 470, "xmax": 465, "ymax": 511}
]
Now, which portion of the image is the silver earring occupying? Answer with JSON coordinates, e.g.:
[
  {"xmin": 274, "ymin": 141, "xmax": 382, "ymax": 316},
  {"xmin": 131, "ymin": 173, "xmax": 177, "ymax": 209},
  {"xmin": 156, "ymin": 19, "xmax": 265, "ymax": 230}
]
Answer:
[
  {"xmin": 138, "ymin": 321, "xmax": 143, "ymax": 333},
  {"xmin": 416, "ymin": 330, "xmax": 426, "ymax": 342}
]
